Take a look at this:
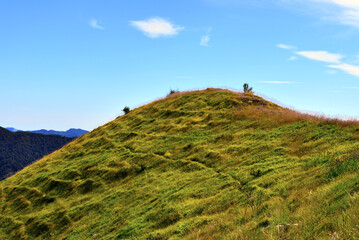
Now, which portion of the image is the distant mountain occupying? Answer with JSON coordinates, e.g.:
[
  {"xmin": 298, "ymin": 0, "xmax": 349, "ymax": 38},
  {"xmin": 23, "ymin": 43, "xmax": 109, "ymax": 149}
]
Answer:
[
  {"xmin": 28, "ymin": 128, "xmax": 88, "ymax": 138},
  {"xmin": 0, "ymin": 127, "xmax": 74, "ymax": 180},
  {"xmin": 6, "ymin": 127, "xmax": 88, "ymax": 137},
  {"xmin": 5, "ymin": 127, "xmax": 18, "ymax": 132}
]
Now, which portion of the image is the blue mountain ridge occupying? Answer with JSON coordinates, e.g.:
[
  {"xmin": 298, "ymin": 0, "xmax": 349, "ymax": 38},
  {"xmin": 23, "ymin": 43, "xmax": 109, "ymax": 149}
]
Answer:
[{"xmin": 6, "ymin": 128, "xmax": 88, "ymax": 138}]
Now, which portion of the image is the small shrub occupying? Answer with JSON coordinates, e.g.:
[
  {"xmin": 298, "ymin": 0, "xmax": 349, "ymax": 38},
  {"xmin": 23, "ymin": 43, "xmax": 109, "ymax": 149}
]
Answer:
[
  {"xmin": 243, "ymin": 83, "xmax": 253, "ymax": 93},
  {"xmin": 123, "ymin": 106, "xmax": 130, "ymax": 115},
  {"xmin": 169, "ymin": 89, "xmax": 179, "ymax": 95}
]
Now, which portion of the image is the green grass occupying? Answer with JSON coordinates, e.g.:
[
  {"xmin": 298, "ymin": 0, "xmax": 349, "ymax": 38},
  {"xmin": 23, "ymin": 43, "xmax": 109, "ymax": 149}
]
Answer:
[{"xmin": 1, "ymin": 88, "xmax": 359, "ymax": 239}]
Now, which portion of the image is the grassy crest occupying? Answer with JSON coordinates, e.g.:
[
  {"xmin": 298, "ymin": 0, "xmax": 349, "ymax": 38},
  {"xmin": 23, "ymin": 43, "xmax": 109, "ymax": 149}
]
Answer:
[{"xmin": 1, "ymin": 88, "xmax": 359, "ymax": 239}]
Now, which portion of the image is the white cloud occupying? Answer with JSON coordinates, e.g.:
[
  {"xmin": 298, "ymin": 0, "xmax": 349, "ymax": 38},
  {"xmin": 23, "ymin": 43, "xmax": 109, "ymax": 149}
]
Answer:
[
  {"xmin": 277, "ymin": 44, "xmax": 296, "ymax": 50},
  {"xmin": 258, "ymin": 81, "xmax": 298, "ymax": 84},
  {"xmin": 89, "ymin": 19, "xmax": 104, "ymax": 30},
  {"xmin": 200, "ymin": 35, "xmax": 210, "ymax": 47},
  {"xmin": 307, "ymin": 0, "xmax": 359, "ymax": 28},
  {"xmin": 288, "ymin": 56, "xmax": 297, "ymax": 61},
  {"xmin": 200, "ymin": 27, "xmax": 211, "ymax": 47},
  {"xmin": 275, "ymin": 2, "xmax": 359, "ymax": 78},
  {"xmin": 295, "ymin": 51, "xmax": 343, "ymax": 63},
  {"xmin": 329, "ymin": 0, "xmax": 359, "ymax": 8},
  {"xmin": 328, "ymin": 63, "xmax": 359, "ymax": 77},
  {"xmin": 130, "ymin": 17, "xmax": 184, "ymax": 38},
  {"xmin": 334, "ymin": 9, "xmax": 359, "ymax": 27}
]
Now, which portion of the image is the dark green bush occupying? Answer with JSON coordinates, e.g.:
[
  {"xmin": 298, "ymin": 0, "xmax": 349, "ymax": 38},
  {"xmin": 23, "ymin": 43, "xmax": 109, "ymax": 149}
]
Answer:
[
  {"xmin": 243, "ymin": 83, "xmax": 253, "ymax": 93},
  {"xmin": 123, "ymin": 106, "xmax": 131, "ymax": 115}
]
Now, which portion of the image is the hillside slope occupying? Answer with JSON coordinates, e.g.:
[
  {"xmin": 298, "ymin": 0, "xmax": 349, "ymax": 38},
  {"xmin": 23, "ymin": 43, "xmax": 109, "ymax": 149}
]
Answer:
[
  {"xmin": 1, "ymin": 89, "xmax": 359, "ymax": 239},
  {"xmin": 0, "ymin": 127, "xmax": 74, "ymax": 181}
]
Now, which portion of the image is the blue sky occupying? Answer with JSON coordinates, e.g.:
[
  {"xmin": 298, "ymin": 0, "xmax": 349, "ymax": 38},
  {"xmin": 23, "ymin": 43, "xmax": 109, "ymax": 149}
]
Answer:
[{"xmin": 1, "ymin": 0, "xmax": 359, "ymax": 131}]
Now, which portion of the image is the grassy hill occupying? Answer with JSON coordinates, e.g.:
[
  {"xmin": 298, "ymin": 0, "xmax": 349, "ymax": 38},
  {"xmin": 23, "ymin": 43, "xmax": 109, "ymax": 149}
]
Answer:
[
  {"xmin": 0, "ymin": 127, "xmax": 73, "ymax": 181},
  {"xmin": 1, "ymin": 88, "xmax": 359, "ymax": 239}
]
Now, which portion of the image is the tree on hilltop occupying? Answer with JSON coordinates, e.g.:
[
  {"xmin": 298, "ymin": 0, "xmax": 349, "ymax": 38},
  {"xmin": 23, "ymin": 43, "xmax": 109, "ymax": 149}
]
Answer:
[
  {"xmin": 123, "ymin": 106, "xmax": 130, "ymax": 115},
  {"xmin": 243, "ymin": 83, "xmax": 253, "ymax": 93}
]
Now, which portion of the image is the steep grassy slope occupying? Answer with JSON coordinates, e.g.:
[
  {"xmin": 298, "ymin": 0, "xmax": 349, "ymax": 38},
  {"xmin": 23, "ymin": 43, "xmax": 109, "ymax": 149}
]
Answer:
[
  {"xmin": 1, "ymin": 88, "xmax": 359, "ymax": 239},
  {"xmin": 0, "ymin": 127, "xmax": 73, "ymax": 180}
]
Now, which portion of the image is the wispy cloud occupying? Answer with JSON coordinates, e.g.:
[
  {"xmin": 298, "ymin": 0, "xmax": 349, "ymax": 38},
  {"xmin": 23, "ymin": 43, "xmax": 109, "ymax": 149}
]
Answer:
[
  {"xmin": 258, "ymin": 81, "xmax": 298, "ymax": 84},
  {"xmin": 200, "ymin": 35, "xmax": 210, "ymax": 47},
  {"xmin": 89, "ymin": 19, "xmax": 104, "ymax": 30},
  {"xmin": 276, "ymin": 3, "xmax": 359, "ymax": 78},
  {"xmin": 277, "ymin": 44, "xmax": 296, "ymax": 50},
  {"xmin": 281, "ymin": 46, "xmax": 359, "ymax": 77},
  {"xmin": 130, "ymin": 17, "xmax": 184, "ymax": 38},
  {"xmin": 200, "ymin": 28, "xmax": 211, "ymax": 47},
  {"xmin": 336, "ymin": 9, "xmax": 359, "ymax": 27},
  {"xmin": 304, "ymin": 0, "xmax": 359, "ymax": 28},
  {"xmin": 288, "ymin": 56, "xmax": 297, "ymax": 61},
  {"xmin": 328, "ymin": 63, "xmax": 359, "ymax": 77},
  {"xmin": 295, "ymin": 51, "xmax": 343, "ymax": 63},
  {"xmin": 329, "ymin": 0, "xmax": 359, "ymax": 8}
]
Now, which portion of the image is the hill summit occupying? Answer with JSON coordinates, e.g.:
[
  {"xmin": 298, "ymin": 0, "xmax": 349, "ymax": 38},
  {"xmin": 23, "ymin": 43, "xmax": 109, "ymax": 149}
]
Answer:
[{"xmin": 1, "ymin": 88, "xmax": 359, "ymax": 239}]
